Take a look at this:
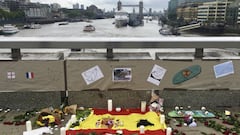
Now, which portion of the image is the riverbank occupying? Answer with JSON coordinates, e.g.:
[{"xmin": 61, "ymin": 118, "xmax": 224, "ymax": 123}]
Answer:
[
  {"xmin": 182, "ymin": 27, "xmax": 240, "ymax": 37},
  {"xmin": 224, "ymin": 26, "xmax": 240, "ymax": 35}
]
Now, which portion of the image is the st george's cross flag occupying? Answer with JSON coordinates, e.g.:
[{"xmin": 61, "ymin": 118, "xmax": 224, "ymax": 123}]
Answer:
[
  {"xmin": 26, "ymin": 72, "xmax": 34, "ymax": 79},
  {"xmin": 7, "ymin": 72, "xmax": 16, "ymax": 79}
]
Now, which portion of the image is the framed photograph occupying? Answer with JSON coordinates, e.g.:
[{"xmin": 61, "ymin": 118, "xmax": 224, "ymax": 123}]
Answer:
[{"xmin": 113, "ymin": 68, "xmax": 132, "ymax": 82}]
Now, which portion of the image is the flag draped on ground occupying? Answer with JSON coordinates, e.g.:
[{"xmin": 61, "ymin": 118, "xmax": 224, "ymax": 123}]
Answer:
[{"xmin": 73, "ymin": 111, "xmax": 166, "ymax": 131}]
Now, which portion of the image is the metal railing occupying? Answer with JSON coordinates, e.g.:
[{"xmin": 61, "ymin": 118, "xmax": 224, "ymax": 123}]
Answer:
[
  {"xmin": 0, "ymin": 37, "xmax": 240, "ymax": 60},
  {"xmin": 0, "ymin": 37, "xmax": 239, "ymax": 48}
]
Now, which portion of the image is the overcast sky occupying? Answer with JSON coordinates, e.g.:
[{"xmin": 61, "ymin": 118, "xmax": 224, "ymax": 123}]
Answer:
[{"xmin": 30, "ymin": 0, "xmax": 169, "ymax": 12}]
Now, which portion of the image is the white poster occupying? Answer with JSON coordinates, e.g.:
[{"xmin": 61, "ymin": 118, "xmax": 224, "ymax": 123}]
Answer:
[
  {"xmin": 147, "ymin": 64, "xmax": 167, "ymax": 86},
  {"xmin": 214, "ymin": 61, "xmax": 234, "ymax": 78},
  {"xmin": 81, "ymin": 65, "xmax": 104, "ymax": 85}
]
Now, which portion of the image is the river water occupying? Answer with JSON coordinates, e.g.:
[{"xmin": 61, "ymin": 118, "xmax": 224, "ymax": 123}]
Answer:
[
  {"xmin": 2, "ymin": 18, "xmax": 238, "ymax": 57},
  {"xmin": 1, "ymin": 18, "xmax": 239, "ymax": 38},
  {"xmin": 10, "ymin": 18, "xmax": 200, "ymax": 37}
]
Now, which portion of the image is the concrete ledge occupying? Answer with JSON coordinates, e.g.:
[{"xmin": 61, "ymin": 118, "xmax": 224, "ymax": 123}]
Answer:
[
  {"xmin": 0, "ymin": 90, "xmax": 239, "ymax": 110},
  {"xmin": 66, "ymin": 52, "xmax": 152, "ymax": 60},
  {"xmin": 0, "ymin": 52, "xmax": 12, "ymax": 60},
  {"xmin": 156, "ymin": 52, "xmax": 194, "ymax": 60},
  {"xmin": 0, "ymin": 91, "xmax": 61, "ymax": 110},
  {"xmin": 68, "ymin": 90, "xmax": 240, "ymax": 110},
  {"xmin": 22, "ymin": 52, "xmax": 64, "ymax": 60},
  {"xmin": 68, "ymin": 90, "xmax": 151, "ymax": 108},
  {"xmin": 161, "ymin": 90, "xmax": 240, "ymax": 109}
]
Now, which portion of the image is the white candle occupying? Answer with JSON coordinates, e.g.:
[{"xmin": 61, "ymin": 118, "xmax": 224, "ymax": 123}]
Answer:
[
  {"xmin": 71, "ymin": 115, "xmax": 76, "ymax": 120},
  {"xmin": 141, "ymin": 101, "xmax": 147, "ymax": 112},
  {"xmin": 108, "ymin": 99, "xmax": 112, "ymax": 112},
  {"xmin": 116, "ymin": 130, "xmax": 123, "ymax": 134},
  {"xmin": 26, "ymin": 120, "xmax": 32, "ymax": 131},
  {"xmin": 139, "ymin": 125, "xmax": 145, "ymax": 134},
  {"xmin": 160, "ymin": 114, "xmax": 165, "ymax": 124},
  {"xmin": 166, "ymin": 127, "xmax": 172, "ymax": 135},
  {"xmin": 70, "ymin": 115, "xmax": 76, "ymax": 123},
  {"xmin": 225, "ymin": 110, "xmax": 231, "ymax": 116},
  {"xmin": 60, "ymin": 127, "xmax": 66, "ymax": 135}
]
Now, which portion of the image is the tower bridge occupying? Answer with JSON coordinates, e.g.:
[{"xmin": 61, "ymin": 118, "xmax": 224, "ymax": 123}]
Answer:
[
  {"xmin": 117, "ymin": 0, "xmax": 144, "ymax": 25},
  {"xmin": 117, "ymin": 1, "xmax": 143, "ymax": 13}
]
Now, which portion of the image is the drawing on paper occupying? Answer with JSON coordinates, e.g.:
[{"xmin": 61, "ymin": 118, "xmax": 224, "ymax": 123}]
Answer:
[{"xmin": 82, "ymin": 65, "xmax": 104, "ymax": 85}]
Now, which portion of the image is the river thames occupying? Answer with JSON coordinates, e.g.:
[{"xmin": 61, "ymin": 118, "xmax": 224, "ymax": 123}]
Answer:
[
  {"xmin": 1, "ymin": 18, "xmax": 239, "ymax": 57},
  {"xmin": 8, "ymin": 18, "xmax": 202, "ymax": 37},
  {"xmin": 4, "ymin": 18, "xmax": 239, "ymax": 37}
]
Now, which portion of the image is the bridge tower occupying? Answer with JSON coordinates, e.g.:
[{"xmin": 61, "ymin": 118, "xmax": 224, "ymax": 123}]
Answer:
[
  {"xmin": 117, "ymin": 0, "xmax": 122, "ymax": 11},
  {"xmin": 149, "ymin": 8, "xmax": 152, "ymax": 16},
  {"xmin": 139, "ymin": 1, "xmax": 143, "ymax": 20}
]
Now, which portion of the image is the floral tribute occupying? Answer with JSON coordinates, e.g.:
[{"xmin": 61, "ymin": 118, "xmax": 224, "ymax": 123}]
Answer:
[{"xmin": 95, "ymin": 116, "xmax": 124, "ymax": 129}]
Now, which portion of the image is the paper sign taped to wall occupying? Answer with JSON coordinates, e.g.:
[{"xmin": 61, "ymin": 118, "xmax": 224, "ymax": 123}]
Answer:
[
  {"xmin": 214, "ymin": 61, "xmax": 234, "ymax": 78},
  {"xmin": 82, "ymin": 65, "xmax": 104, "ymax": 85},
  {"xmin": 147, "ymin": 64, "xmax": 167, "ymax": 86}
]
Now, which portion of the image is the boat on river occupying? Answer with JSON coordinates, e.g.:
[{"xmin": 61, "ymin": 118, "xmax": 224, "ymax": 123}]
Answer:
[
  {"xmin": 1, "ymin": 24, "xmax": 19, "ymax": 35},
  {"xmin": 159, "ymin": 26, "xmax": 180, "ymax": 36},
  {"xmin": 0, "ymin": 26, "xmax": 2, "ymax": 33},
  {"xmin": 58, "ymin": 22, "xmax": 69, "ymax": 26},
  {"xmin": 128, "ymin": 14, "xmax": 143, "ymax": 27},
  {"xmin": 83, "ymin": 25, "xmax": 95, "ymax": 32},
  {"xmin": 23, "ymin": 23, "xmax": 41, "ymax": 29},
  {"xmin": 114, "ymin": 9, "xmax": 129, "ymax": 28},
  {"xmin": 159, "ymin": 27, "xmax": 172, "ymax": 35}
]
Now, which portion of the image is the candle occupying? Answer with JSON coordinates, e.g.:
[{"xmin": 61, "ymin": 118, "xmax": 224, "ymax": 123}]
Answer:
[
  {"xmin": 71, "ymin": 115, "xmax": 76, "ymax": 123},
  {"xmin": 166, "ymin": 127, "xmax": 172, "ymax": 135},
  {"xmin": 115, "ymin": 107, "xmax": 121, "ymax": 112},
  {"xmin": 225, "ymin": 110, "xmax": 231, "ymax": 116},
  {"xmin": 71, "ymin": 114, "xmax": 76, "ymax": 118},
  {"xmin": 139, "ymin": 125, "xmax": 145, "ymax": 134},
  {"xmin": 116, "ymin": 130, "xmax": 123, "ymax": 135},
  {"xmin": 141, "ymin": 101, "xmax": 147, "ymax": 112},
  {"xmin": 201, "ymin": 106, "xmax": 206, "ymax": 111},
  {"xmin": 160, "ymin": 114, "xmax": 165, "ymax": 124},
  {"xmin": 108, "ymin": 99, "xmax": 112, "ymax": 112},
  {"xmin": 26, "ymin": 120, "xmax": 32, "ymax": 131},
  {"xmin": 60, "ymin": 127, "xmax": 66, "ymax": 135}
]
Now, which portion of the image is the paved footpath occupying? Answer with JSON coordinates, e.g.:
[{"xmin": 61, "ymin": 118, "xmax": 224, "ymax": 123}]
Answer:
[{"xmin": 0, "ymin": 108, "xmax": 239, "ymax": 135}]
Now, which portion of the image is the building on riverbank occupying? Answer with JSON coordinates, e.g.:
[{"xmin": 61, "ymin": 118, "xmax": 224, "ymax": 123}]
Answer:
[
  {"xmin": 225, "ymin": 0, "xmax": 240, "ymax": 30},
  {"xmin": 176, "ymin": 3, "xmax": 199, "ymax": 23},
  {"xmin": 23, "ymin": 3, "xmax": 51, "ymax": 19},
  {"xmin": 0, "ymin": 1, "xmax": 10, "ymax": 12},
  {"xmin": 197, "ymin": 0, "xmax": 233, "ymax": 24},
  {"xmin": 168, "ymin": 0, "xmax": 240, "ymax": 33}
]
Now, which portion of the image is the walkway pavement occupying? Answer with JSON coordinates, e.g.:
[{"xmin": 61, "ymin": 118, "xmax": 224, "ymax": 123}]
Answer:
[{"xmin": 0, "ymin": 108, "xmax": 239, "ymax": 135}]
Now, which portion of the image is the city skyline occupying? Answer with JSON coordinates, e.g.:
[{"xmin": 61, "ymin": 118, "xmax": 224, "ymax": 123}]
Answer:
[{"xmin": 30, "ymin": 0, "xmax": 169, "ymax": 11}]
